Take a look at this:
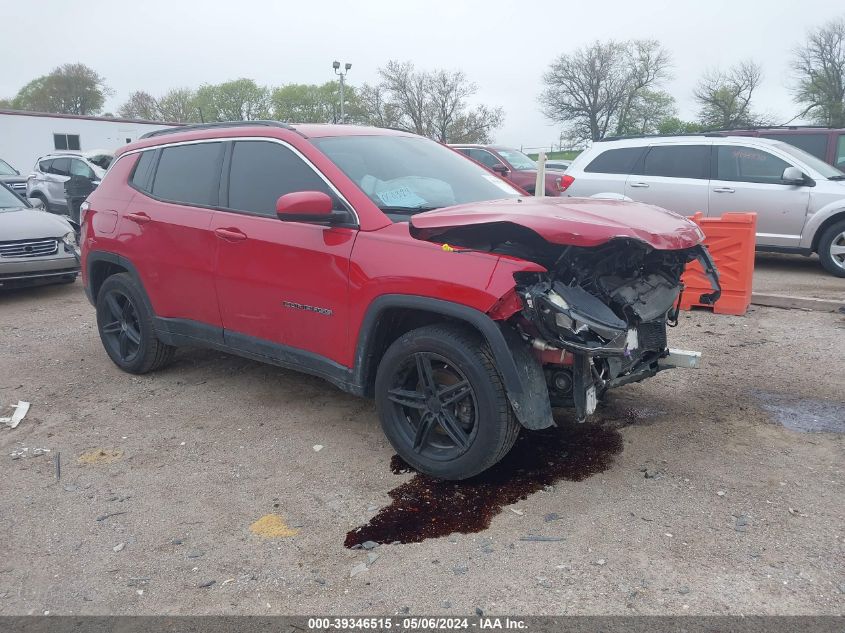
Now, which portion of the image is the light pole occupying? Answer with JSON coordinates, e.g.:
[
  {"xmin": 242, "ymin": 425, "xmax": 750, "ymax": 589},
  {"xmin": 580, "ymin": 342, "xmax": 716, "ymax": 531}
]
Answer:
[{"xmin": 333, "ymin": 61, "xmax": 351, "ymax": 123}]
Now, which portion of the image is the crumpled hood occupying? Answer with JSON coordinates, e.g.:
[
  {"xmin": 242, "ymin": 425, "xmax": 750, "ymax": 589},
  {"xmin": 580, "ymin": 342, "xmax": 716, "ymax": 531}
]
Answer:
[
  {"xmin": 409, "ymin": 196, "xmax": 705, "ymax": 250},
  {"xmin": 0, "ymin": 207, "xmax": 74, "ymax": 241}
]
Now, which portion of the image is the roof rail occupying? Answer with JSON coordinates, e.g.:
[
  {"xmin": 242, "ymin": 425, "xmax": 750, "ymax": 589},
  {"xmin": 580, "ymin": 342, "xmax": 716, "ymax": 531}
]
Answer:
[
  {"xmin": 713, "ymin": 124, "xmax": 836, "ymax": 131},
  {"xmin": 139, "ymin": 120, "xmax": 293, "ymax": 140},
  {"xmin": 599, "ymin": 132, "xmax": 725, "ymax": 142}
]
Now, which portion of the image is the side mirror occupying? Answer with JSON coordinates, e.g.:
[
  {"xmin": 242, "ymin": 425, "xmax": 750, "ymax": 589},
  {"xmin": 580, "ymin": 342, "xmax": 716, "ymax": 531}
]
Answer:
[
  {"xmin": 491, "ymin": 163, "xmax": 509, "ymax": 175},
  {"xmin": 276, "ymin": 191, "xmax": 339, "ymax": 223},
  {"xmin": 27, "ymin": 197, "xmax": 44, "ymax": 208},
  {"xmin": 782, "ymin": 166, "xmax": 806, "ymax": 185}
]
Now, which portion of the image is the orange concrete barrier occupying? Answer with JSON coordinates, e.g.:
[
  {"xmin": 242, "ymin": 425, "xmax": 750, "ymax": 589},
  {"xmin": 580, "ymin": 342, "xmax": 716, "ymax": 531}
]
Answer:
[{"xmin": 680, "ymin": 212, "xmax": 757, "ymax": 315}]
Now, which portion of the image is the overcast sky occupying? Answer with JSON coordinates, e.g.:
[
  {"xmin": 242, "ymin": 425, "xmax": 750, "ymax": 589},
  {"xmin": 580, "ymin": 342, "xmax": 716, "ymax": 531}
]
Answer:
[{"xmin": 3, "ymin": 1, "xmax": 841, "ymax": 148}]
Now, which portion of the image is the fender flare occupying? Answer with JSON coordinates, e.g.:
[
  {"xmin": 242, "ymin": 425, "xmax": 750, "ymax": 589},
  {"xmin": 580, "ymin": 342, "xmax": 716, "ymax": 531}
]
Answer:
[
  {"xmin": 352, "ymin": 294, "xmax": 554, "ymax": 430},
  {"xmin": 84, "ymin": 251, "xmax": 154, "ymax": 314}
]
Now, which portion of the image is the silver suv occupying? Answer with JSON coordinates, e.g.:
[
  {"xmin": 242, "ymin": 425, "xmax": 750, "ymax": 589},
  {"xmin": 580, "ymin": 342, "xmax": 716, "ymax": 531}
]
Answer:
[
  {"xmin": 564, "ymin": 136, "xmax": 845, "ymax": 277},
  {"xmin": 26, "ymin": 150, "xmax": 112, "ymax": 213}
]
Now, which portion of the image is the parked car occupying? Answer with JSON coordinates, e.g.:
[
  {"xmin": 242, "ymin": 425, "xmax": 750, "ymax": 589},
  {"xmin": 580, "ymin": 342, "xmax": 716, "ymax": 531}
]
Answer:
[
  {"xmin": 563, "ymin": 135, "xmax": 845, "ymax": 277},
  {"xmin": 545, "ymin": 159, "xmax": 572, "ymax": 171},
  {"xmin": 26, "ymin": 150, "xmax": 112, "ymax": 213},
  {"xmin": 0, "ymin": 182, "xmax": 80, "ymax": 290},
  {"xmin": 82, "ymin": 121, "xmax": 719, "ymax": 480},
  {"xmin": 713, "ymin": 127, "xmax": 845, "ymax": 170},
  {"xmin": 451, "ymin": 144, "xmax": 568, "ymax": 196},
  {"xmin": 0, "ymin": 157, "xmax": 28, "ymax": 198}
]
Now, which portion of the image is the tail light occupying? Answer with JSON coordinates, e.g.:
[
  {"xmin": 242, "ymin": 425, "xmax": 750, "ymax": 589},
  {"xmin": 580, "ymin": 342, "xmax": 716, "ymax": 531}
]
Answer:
[
  {"xmin": 79, "ymin": 201, "xmax": 90, "ymax": 224},
  {"xmin": 560, "ymin": 174, "xmax": 575, "ymax": 192}
]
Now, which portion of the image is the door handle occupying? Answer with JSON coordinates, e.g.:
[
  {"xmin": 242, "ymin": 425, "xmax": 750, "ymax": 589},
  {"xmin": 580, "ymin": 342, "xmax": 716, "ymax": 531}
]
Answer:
[
  {"xmin": 629, "ymin": 182, "xmax": 650, "ymax": 188},
  {"xmin": 214, "ymin": 227, "xmax": 247, "ymax": 242},
  {"xmin": 125, "ymin": 211, "xmax": 151, "ymax": 224},
  {"xmin": 713, "ymin": 187, "xmax": 735, "ymax": 193}
]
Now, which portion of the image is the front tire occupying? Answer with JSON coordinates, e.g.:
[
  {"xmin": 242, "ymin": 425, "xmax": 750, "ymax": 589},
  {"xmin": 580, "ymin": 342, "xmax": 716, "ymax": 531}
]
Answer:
[
  {"xmin": 96, "ymin": 273, "xmax": 175, "ymax": 374},
  {"xmin": 375, "ymin": 324, "xmax": 519, "ymax": 480},
  {"xmin": 818, "ymin": 219, "xmax": 845, "ymax": 278}
]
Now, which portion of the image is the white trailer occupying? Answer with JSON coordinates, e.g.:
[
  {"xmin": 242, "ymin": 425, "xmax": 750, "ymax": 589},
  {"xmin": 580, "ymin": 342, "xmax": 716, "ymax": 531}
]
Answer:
[{"xmin": 0, "ymin": 109, "xmax": 179, "ymax": 174}]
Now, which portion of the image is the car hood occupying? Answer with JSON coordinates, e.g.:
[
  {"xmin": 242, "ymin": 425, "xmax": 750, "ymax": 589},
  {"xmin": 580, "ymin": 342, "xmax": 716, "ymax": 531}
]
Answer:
[
  {"xmin": 0, "ymin": 207, "xmax": 74, "ymax": 240},
  {"xmin": 0, "ymin": 174, "xmax": 26, "ymax": 184},
  {"xmin": 409, "ymin": 197, "xmax": 705, "ymax": 250}
]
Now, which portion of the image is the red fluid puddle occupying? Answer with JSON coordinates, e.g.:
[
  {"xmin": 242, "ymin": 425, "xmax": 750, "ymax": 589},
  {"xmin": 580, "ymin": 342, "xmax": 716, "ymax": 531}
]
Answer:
[{"xmin": 345, "ymin": 423, "xmax": 623, "ymax": 547}]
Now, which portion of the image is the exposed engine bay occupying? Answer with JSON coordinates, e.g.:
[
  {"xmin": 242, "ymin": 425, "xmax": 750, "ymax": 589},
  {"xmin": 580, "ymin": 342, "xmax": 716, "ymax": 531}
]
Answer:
[{"xmin": 417, "ymin": 222, "xmax": 721, "ymax": 422}]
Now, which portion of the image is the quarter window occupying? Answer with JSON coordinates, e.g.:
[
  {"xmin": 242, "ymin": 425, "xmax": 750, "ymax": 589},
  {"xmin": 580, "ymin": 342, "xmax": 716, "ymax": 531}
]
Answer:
[
  {"xmin": 130, "ymin": 151, "xmax": 156, "ymax": 192},
  {"xmin": 226, "ymin": 140, "xmax": 337, "ymax": 217},
  {"xmin": 584, "ymin": 147, "xmax": 645, "ymax": 175},
  {"xmin": 53, "ymin": 134, "xmax": 81, "ymax": 151},
  {"xmin": 716, "ymin": 146, "xmax": 791, "ymax": 184},
  {"xmin": 152, "ymin": 142, "xmax": 223, "ymax": 206},
  {"xmin": 640, "ymin": 145, "xmax": 710, "ymax": 179}
]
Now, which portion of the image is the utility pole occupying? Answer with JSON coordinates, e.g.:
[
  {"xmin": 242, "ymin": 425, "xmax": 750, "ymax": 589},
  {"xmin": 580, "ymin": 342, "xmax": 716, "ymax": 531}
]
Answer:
[{"xmin": 332, "ymin": 61, "xmax": 352, "ymax": 123}]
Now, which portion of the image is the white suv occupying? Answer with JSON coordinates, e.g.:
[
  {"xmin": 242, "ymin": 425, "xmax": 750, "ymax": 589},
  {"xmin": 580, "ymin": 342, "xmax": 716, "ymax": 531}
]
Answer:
[
  {"xmin": 563, "ymin": 136, "xmax": 845, "ymax": 277},
  {"xmin": 26, "ymin": 150, "xmax": 112, "ymax": 213}
]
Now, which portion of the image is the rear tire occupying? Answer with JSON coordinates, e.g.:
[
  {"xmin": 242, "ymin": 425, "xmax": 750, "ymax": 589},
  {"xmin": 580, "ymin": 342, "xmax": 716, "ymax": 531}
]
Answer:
[
  {"xmin": 96, "ymin": 273, "xmax": 175, "ymax": 374},
  {"xmin": 818, "ymin": 219, "xmax": 845, "ymax": 278},
  {"xmin": 375, "ymin": 323, "xmax": 519, "ymax": 480}
]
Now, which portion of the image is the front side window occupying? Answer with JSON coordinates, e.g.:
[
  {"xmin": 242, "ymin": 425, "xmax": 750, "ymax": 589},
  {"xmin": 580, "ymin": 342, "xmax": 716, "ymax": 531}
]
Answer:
[
  {"xmin": 761, "ymin": 133, "xmax": 828, "ymax": 161},
  {"xmin": 716, "ymin": 146, "xmax": 790, "ymax": 184},
  {"xmin": 48, "ymin": 158, "xmax": 70, "ymax": 176},
  {"xmin": 151, "ymin": 142, "xmax": 223, "ymax": 206},
  {"xmin": 497, "ymin": 149, "xmax": 536, "ymax": 170},
  {"xmin": 584, "ymin": 147, "xmax": 645, "ymax": 175},
  {"xmin": 639, "ymin": 145, "xmax": 710, "ymax": 179},
  {"xmin": 312, "ymin": 134, "xmax": 521, "ymax": 216},
  {"xmin": 70, "ymin": 159, "xmax": 95, "ymax": 179},
  {"xmin": 38, "ymin": 159, "xmax": 53, "ymax": 173},
  {"xmin": 54, "ymin": 134, "xmax": 81, "ymax": 151},
  {"xmin": 226, "ymin": 141, "xmax": 336, "ymax": 217}
]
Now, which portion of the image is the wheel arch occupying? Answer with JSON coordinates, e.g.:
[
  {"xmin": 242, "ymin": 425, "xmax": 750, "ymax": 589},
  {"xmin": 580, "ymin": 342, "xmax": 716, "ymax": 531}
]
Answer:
[
  {"xmin": 352, "ymin": 294, "xmax": 554, "ymax": 430},
  {"xmin": 810, "ymin": 209, "xmax": 845, "ymax": 253},
  {"xmin": 85, "ymin": 252, "xmax": 154, "ymax": 315}
]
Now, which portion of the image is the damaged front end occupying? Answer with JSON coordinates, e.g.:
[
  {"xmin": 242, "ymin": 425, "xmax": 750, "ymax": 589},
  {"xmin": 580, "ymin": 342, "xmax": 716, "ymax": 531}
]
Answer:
[{"xmin": 515, "ymin": 239, "xmax": 720, "ymax": 421}]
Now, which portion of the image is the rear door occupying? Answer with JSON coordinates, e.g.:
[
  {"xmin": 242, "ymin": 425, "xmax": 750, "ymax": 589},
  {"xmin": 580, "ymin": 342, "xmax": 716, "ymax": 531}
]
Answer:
[
  {"xmin": 708, "ymin": 144, "xmax": 811, "ymax": 248},
  {"xmin": 624, "ymin": 144, "xmax": 711, "ymax": 215},
  {"xmin": 117, "ymin": 143, "xmax": 224, "ymax": 330},
  {"xmin": 211, "ymin": 139, "xmax": 356, "ymax": 365}
]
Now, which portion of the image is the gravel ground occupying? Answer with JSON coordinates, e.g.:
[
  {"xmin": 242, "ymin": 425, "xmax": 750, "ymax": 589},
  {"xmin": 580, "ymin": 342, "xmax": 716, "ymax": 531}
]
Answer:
[{"xmin": 0, "ymin": 259, "xmax": 843, "ymax": 616}]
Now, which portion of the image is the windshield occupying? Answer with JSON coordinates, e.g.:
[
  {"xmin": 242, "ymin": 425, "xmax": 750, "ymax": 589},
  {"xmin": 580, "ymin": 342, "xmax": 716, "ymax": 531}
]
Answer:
[
  {"xmin": 0, "ymin": 159, "xmax": 17, "ymax": 176},
  {"xmin": 312, "ymin": 135, "xmax": 521, "ymax": 216},
  {"xmin": 497, "ymin": 149, "xmax": 537, "ymax": 170},
  {"xmin": 0, "ymin": 184, "xmax": 26, "ymax": 209},
  {"xmin": 773, "ymin": 141, "xmax": 845, "ymax": 179}
]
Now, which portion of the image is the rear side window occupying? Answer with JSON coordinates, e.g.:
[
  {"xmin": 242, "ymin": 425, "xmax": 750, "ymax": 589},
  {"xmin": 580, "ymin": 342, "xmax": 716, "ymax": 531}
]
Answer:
[
  {"xmin": 716, "ymin": 146, "xmax": 790, "ymax": 184},
  {"xmin": 836, "ymin": 134, "xmax": 845, "ymax": 169},
  {"xmin": 761, "ymin": 133, "xmax": 828, "ymax": 161},
  {"xmin": 226, "ymin": 140, "xmax": 336, "ymax": 217},
  {"xmin": 130, "ymin": 151, "xmax": 156, "ymax": 192},
  {"xmin": 584, "ymin": 147, "xmax": 644, "ymax": 174},
  {"xmin": 152, "ymin": 142, "xmax": 223, "ymax": 206},
  {"xmin": 639, "ymin": 145, "xmax": 710, "ymax": 179},
  {"xmin": 48, "ymin": 158, "xmax": 70, "ymax": 176}
]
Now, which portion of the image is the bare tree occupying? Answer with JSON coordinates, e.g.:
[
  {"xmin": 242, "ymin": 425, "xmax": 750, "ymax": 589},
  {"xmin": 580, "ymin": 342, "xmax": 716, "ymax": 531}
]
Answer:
[
  {"xmin": 539, "ymin": 40, "xmax": 672, "ymax": 142},
  {"xmin": 791, "ymin": 16, "xmax": 845, "ymax": 127},
  {"xmin": 360, "ymin": 61, "xmax": 504, "ymax": 143},
  {"xmin": 118, "ymin": 91, "xmax": 159, "ymax": 120},
  {"xmin": 694, "ymin": 60, "xmax": 766, "ymax": 129}
]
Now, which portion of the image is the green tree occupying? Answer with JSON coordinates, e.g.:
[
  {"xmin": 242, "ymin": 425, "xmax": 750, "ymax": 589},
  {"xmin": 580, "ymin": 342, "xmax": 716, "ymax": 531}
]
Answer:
[
  {"xmin": 12, "ymin": 63, "xmax": 109, "ymax": 115},
  {"xmin": 0, "ymin": 97, "xmax": 12, "ymax": 109},
  {"xmin": 271, "ymin": 82, "xmax": 364, "ymax": 123},
  {"xmin": 194, "ymin": 79, "xmax": 270, "ymax": 121},
  {"xmin": 540, "ymin": 40, "xmax": 672, "ymax": 142},
  {"xmin": 656, "ymin": 117, "xmax": 706, "ymax": 135},
  {"xmin": 156, "ymin": 88, "xmax": 200, "ymax": 123},
  {"xmin": 791, "ymin": 16, "xmax": 845, "ymax": 127},
  {"xmin": 616, "ymin": 90, "xmax": 677, "ymax": 136}
]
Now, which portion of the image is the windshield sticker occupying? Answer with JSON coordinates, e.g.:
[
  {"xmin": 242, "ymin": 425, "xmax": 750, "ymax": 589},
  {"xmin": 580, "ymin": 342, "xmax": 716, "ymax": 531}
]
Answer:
[
  {"xmin": 375, "ymin": 186, "xmax": 429, "ymax": 208},
  {"xmin": 482, "ymin": 174, "xmax": 520, "ymax": 194}
]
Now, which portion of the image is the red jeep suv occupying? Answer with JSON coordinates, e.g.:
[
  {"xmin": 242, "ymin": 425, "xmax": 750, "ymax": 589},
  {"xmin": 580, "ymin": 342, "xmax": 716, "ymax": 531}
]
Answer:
[{"xmin": 81, "ymin": 122, "xmax": 720, "ymax": 480}]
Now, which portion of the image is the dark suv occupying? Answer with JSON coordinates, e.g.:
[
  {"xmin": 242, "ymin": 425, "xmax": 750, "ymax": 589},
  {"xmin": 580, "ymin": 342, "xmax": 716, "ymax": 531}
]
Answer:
[
  {"xmin": 81, "ymin": 121, "xmax": 719, "ymax": 480},
  {"xmin": 719, "ymin": 127, "xmax": 845, "ymax": 170}
]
